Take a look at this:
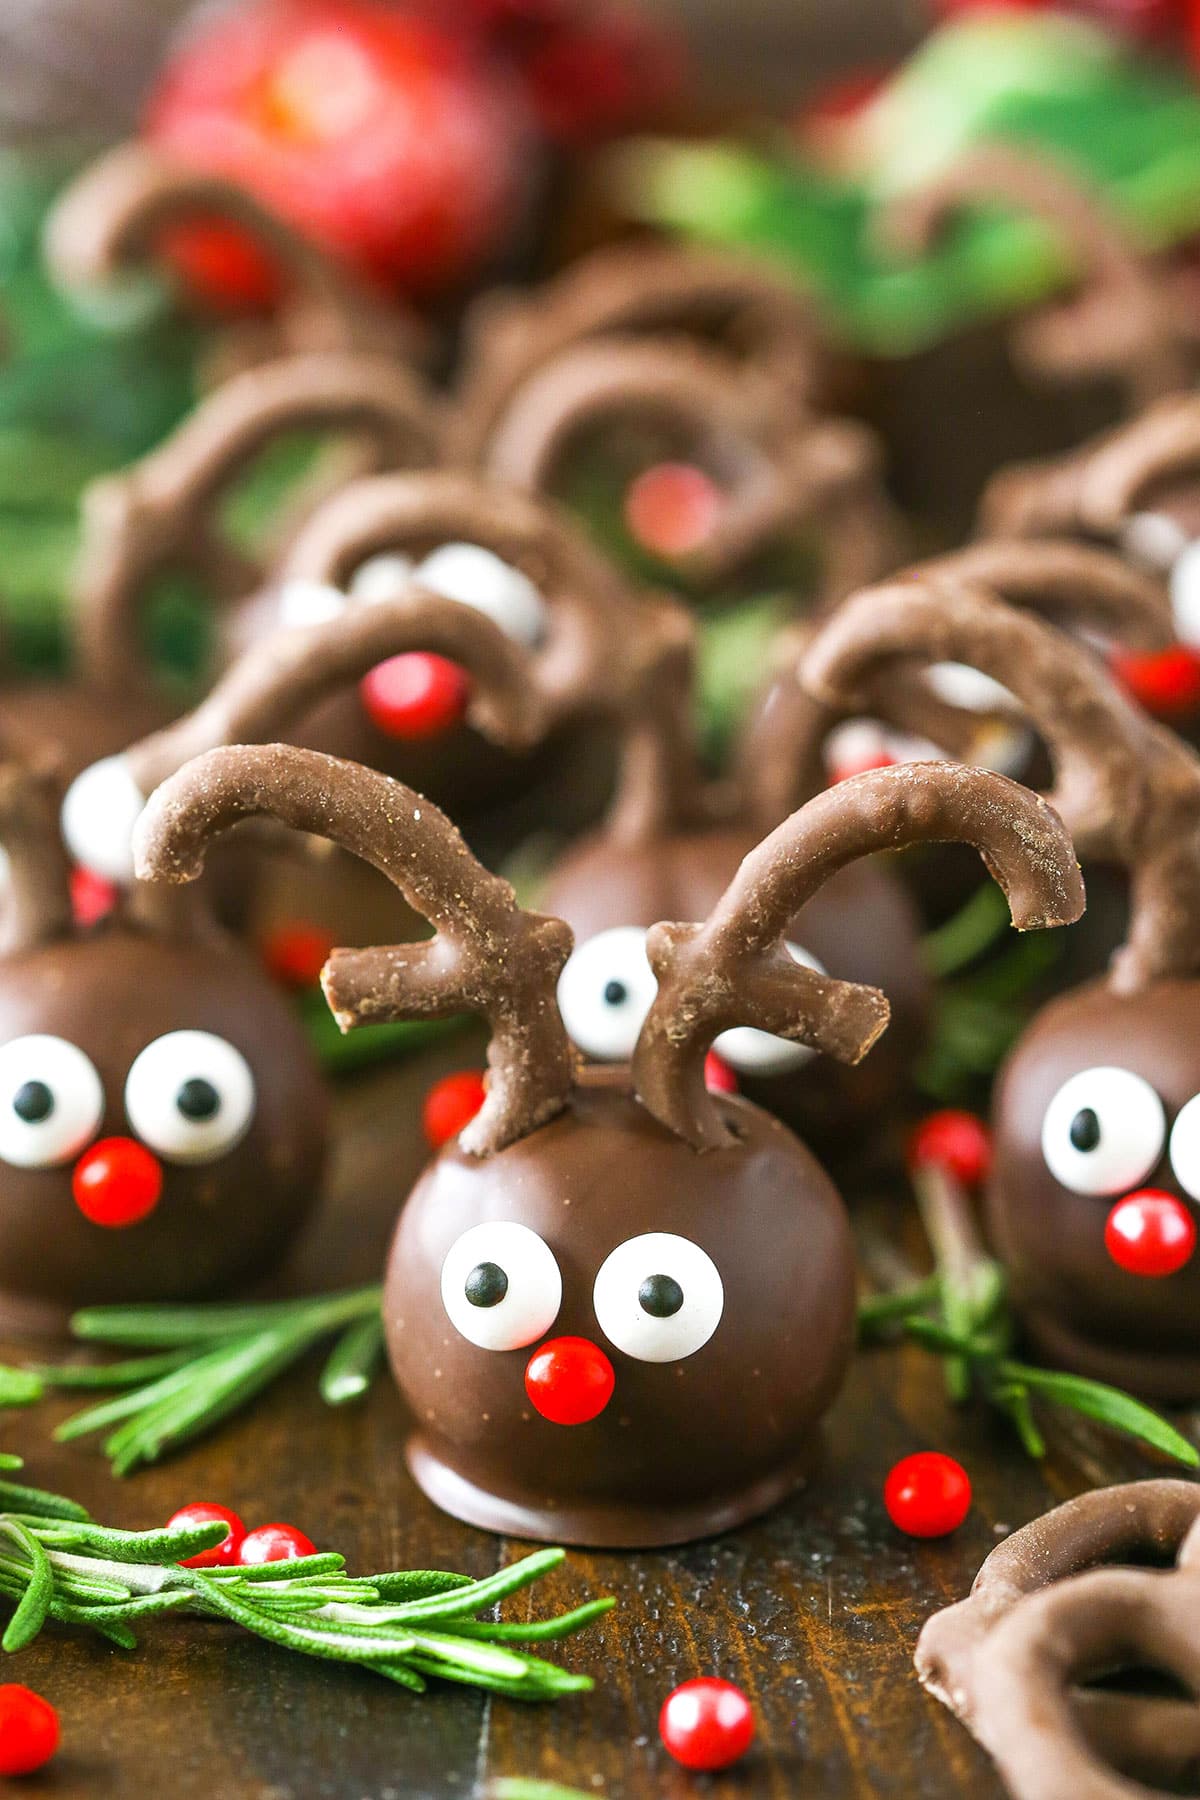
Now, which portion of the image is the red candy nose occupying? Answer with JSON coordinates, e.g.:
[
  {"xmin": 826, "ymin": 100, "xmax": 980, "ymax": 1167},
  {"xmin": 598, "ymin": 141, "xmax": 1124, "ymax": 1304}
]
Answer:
[
  {"xmin": 72, "ymin": 1138, "xmax": 163, "ymax": 1228},
  {"xmin": 1110, "ymin": 646, "xmax": 1200, "ymax": 721},
  {"xmin": 360, "ymin": 652, "xmax": 470, "ymax": 740},
  {"xmin": 1105, "ymin": 1189, "xmax": 1196, "ymax": 1278},
  {"xmin": 624, "ymin": 462, "xmax": 722, "ymax": 558},
  {"xmin": 525, "ymin": 1336, "xmax": 615, "ymax": 1425}
]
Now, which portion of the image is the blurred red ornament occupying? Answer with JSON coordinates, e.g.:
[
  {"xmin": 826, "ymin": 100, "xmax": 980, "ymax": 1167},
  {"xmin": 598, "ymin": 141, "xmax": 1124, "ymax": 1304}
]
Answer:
[{"xmin": 145, "ymin": 0, "xmax": 533, "ymax": 304}]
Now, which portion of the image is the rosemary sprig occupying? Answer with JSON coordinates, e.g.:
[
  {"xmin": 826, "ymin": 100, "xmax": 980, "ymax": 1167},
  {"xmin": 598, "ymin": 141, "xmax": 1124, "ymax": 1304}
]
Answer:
[
  {"xmin": 0, "ymin": 1460, "xmax": 611, "ymax": 1700},
  {"xmin": 0, "ymin": 1288, "xmax": 386, "ymax": 1475},
  {"xmin": 860, "ymin": 1145, "xmax": 1199, "ymax": 1469}
]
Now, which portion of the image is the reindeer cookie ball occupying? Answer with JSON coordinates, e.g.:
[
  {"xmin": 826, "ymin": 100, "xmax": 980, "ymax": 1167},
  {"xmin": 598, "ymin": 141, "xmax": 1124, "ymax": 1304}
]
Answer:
[
  {"xmin": 136, "ymin": 746, "xmax": 1080, "ymax": 1546},
  {"xmin": 801, "ymin": 573, "xmax": 1200, "ymax": 1400},
  {"xmin": 0, "ymin": 765, "xmax": 325, "ymax": 1334}
]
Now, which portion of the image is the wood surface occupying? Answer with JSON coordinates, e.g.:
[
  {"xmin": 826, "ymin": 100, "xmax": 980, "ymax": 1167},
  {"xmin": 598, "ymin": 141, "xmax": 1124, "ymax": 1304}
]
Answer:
[{"xmin": 2, "ymin": 1040, "xmax": 1188, "ymax": 1800}]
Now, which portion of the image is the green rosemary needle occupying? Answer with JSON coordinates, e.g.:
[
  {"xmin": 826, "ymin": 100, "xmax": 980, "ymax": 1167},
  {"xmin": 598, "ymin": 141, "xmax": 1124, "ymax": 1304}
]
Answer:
[{"xmin": 0, "ymin": 1459, "xmax": 612, "ymax": 1700}]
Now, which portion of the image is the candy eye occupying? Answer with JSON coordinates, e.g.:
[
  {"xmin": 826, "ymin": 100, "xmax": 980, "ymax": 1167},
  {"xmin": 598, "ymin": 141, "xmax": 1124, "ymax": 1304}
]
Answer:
[
  {"xmin": 347, "ymin": 553, "xmax": 415, "ymax": 605},
  {"xmin": 414, "ymin": 543, "xmax": 546, "ymax": 647},
  {"xmin": 276, "ymin": 579, "xmax": 348, "ymax": 629},
  {"xmin": 557, "ymin": 927, "xmax": 658, "ymax": 1061},
  {"xmin": 1041, "ymin": 1067, "xmax": 1166, "ymax": 1196},
  {"xmin": 592, "ymin": 1232, "xmax": 724, "ymax": 1363},
  {"xmin": 715, "ymin": 943, "xmax": 826, "ymax": 1077},
  {"xmin": 0, "ymin": 1036, "xmax": 104, "ymax": 1168},
  {"xmin": 1120, "ymin": 511, "xmax": 1188, "ymax": 575},
  {"xmin": 1170, "ymin": 540, "xmax": 1200, "ymax": 649},
  {"xmin": 124, "ymin": 1031, "xmax": 255, "ymax": 1164},
  {"xmin": 441, "ymin": 1221, "xmax": 562, "ymax": 1351},
  {"xmin": 1169, "ymin": 1095, "xmax": 1200, "ymax": 1202},
  {"xmin": 60, "ymin": 754, "xmax": 145, "ymax": 884}
]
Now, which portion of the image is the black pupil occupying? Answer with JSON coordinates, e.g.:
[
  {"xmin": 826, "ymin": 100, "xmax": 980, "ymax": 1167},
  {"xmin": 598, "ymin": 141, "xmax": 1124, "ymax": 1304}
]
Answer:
[
  {"xmin": 12, "ymin": 1081, "xmax": 53, "ymax": 1124},
  {"xmin": 1069, "ymin": 1107, "xmax": 1101, "ymax": 1152},
  {"xmin": 639, "ymin": 1273, "xmax": 684, "ymax": 1318},
  {"xmin": 604, "ymin": 980, "xmax": 628, "ymax": 1007},
  {"xmin": 176, "ymin": 1078, "xmax": 220, "ymax": 1122},
  {"xmin": 465, "ymin": 1261, "xmax": 508, "ymax": 1308}
]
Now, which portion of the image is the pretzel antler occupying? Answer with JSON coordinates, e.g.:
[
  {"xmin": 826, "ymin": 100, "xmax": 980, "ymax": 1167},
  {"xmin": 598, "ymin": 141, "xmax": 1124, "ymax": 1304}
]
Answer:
[
  {"xmin": 915, "ymin": 539, "xmax": 1174, "ymax": 649},
  {"xmin": 879, "ymin": 142, "xmax": 1190, "ymax": 409},
  {"xmin": 452, "ymin": 240, "xmax": 824, "ymax": 463},
  {"xmin": 1073, "ymin": 391, "xmax": 1200, "ymax": 537},
  {"xmin": 632, "ymin": 762, "xmax": 1083, "ymax": 1150},
  {"xmin": 45, "ymin": 141, "xmax": 422, "ymax": 368},
  {"xmin": 0, "ymin": 760, "xmax": 73, "ymax": 956},
  {"xmin": 74, "ymin": 351, "xmax": 442, "ymax": 692},
  {"xmin": 802, "ymin": 578, "xmax": 1200, "ymax": 990},
  {"xmin": 135, "ymin": 745, "xmax": 576, "ymax": 1155},
  {"xmin": 474, "ymin": 333, "xmax": 890, "ymax": 591}
]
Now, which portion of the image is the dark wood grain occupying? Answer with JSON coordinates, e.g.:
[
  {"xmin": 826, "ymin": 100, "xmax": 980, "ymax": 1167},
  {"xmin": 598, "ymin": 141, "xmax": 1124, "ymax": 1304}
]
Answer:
[{"xmin": 2, "ymin": 1059, "xmax": 1193, "ymax": 1800}]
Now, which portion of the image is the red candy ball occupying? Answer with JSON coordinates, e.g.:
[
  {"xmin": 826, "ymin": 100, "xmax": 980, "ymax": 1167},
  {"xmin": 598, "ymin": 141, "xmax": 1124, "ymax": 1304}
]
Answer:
[
  {"xmin": 261, "ymin": 921, "xmax": 335, "ymax": 988},
  {"xmin": 884, "ymin": 1452, "xmax": 972, "ymax": 1538},
  {"xmin": 360, "ymin": 653, "xmax": 471, "ymax": 740},
  {"xmin": 0, "ymin": 1685, "xmax": 59, "ymax": 1778},
  {"xmin": 1105, "ymin": 1189, "xmax": 1197, "ymax": 1277},
  {"xmin": 524, "ymin": 1336, "xmax": 615, "ymax": 1425},
  {"xmin": 1111, "ymin": 646, "xmax": 1200, "ymax": 720},
  {"xmin": 422, "ymin": 1070, "xmax": 488, "ymax": 1149},
  {"xmin": 624, "ymin": 463, "xmax": 722, "ymax": 558},
  {"xmin": 167, "ymin": 1502, "xmax": 247, "ymax": 1568},
  {"xmin": 703, "ymin": 1050, "xmax": 738, "ymax": 1095},
  {"xmin": 237, "ymin": 1522, "xmax": 317, "ymax": 1565},
  {"xmin": 70, "ymin": 865, "xmax": 118, "ymax": 928},
  {"xmin": 659, "ymin": 1677, "xmax": 755, "ymax": 1772},
  {"xmin": 72, "ymin": 1138, "xmax": 163, "ymax": 1227},
  {"xmin": 908, "ymin": 1110, "xmax": 992, "ymax": 1187}
]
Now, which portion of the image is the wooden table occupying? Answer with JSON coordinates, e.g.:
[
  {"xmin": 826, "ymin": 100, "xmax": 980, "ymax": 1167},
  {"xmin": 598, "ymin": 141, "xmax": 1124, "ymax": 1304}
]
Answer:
[{"xmin": 1, "ymin": 1043, "xmax": 1185, "ymax": 1800}]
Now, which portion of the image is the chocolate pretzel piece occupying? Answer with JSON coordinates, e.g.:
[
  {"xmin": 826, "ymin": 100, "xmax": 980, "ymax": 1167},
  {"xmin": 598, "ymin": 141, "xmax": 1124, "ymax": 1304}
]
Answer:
[
  {"xmin": 917, "ymin": 1480, "xmax": 1200, "ymax": 1800},
  {"xmin": 878, "ymin": 142, "xmax": 1190, "ymax": 410},
  {"xmin": 452, "ymin": 239, "xmax": 826, "ymax": 464}
]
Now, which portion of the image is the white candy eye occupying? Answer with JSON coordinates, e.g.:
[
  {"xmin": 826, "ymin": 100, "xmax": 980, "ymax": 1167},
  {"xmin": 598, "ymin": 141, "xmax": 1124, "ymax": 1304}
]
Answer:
[
  {"xmin": 348, "ymin": 553, "xmax": 416, "ymax": 605},
  {"xmin": 414, "ymin": 543, "xmax": 546, "ymax": 647},
  {"xmin": 556, "ymin": 927, "xmax": 658, "ymax": 1061},
  {"xmin": 1041, "ymin": 1067, "xmax": 1166, "ymax": 1196},
  {"xmin": 0, "ymin": 1036, "xmax": 104, "ymax": 1168},
  {"xmin": 925, "ymin": 661, "xmax": 1018, "ymax": 715},
  {"xmin": 440, "ymin": 1220, "xmax": 562, "ymax": 1351},
  {"xmin": 276, "ymin": 579, "xmax": 347, "ymax": 629},
  {"xmin": 1169, "ymin": 1095, "xmax": 1200, "ymax": 1202},
  {"xmin": 125, "ymin": 1031, "xmax": 255, "ymax": 1164},
  {"xmin": 592, "ymin": 1232, "xmax": 724, "ymax": 1363},
  {"xmin": 60, "ymin": 755, "xmax": 144, "ymax": 884},
  {"xmin": 715, "ymin": 943, "xmax": 825, "ymax": 1077},
  {"xmin": 1170, "ymin": 540, "xmax": 1200, "ymax": 649},
  {"xmin": 1121, "ymin": 511, "xmax": 1188, "ymax": 574}
]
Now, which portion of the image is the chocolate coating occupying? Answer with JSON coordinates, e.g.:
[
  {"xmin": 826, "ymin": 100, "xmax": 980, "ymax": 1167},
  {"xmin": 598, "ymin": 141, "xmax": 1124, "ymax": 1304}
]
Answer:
[
  {"xmin": 543, "ymin": 825, "xmax": 929, "ymax": 1156},
  {"xmin": 0, "ymin": 919, "xmax": 326, "ymax": 1334},
  {"xmin": 989, "ymin": 977, "xmax": 1200, "ymax": 1399},
  {"xmin": 384, "ymin": 1066, "xmax": 856, "ymax": 1547}
]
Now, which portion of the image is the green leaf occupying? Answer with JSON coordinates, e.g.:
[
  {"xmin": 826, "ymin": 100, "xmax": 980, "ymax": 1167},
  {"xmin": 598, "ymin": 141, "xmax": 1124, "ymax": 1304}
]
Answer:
[
  {"xmin": 0, "ymin": 1366, "xmax": 44, "ymax": 1406},
  {"xmin": 1005, "ymin": 1362, "xmax": 1199, "ymax": 1467},
  {"xmin": 319, "ymin": 1314, "xmax": 386, "ymax": 1406},
  {"xmin": 490, "ymin": 1783, "xmax": 598, "ymax": 1800},
  {"xmin": 0, "ymin": 1520, "xmax": 55, "ymax": 1650}
]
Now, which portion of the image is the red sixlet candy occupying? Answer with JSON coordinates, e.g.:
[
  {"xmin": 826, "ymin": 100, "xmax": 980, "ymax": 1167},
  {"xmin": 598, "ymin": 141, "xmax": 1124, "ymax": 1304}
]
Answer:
[
  {"xmin": 908, "ymin": 1111, "xmax": 992, "ymax": 1186},
  {"xmin": 0, "ymin": 1685, "xmax": 59, "ymax": 1778},
  {"xmin": 659, "ymin": 1677, "xmax": 755, "ymax": 1771},
  {"xmin": 525, "ymin": 1336, "xmax": 615, "ymax": 1425},
  {"xmin": 167, "ymin": 1502, "xmax": 246, "ymax": 1568},
  {"xmin": 261, "ymin": 921, "xmax": 335, "ymax": 988},
  {"xmin": 1105, "ymin": 1189, "xmax": 1196, "ymax": 1277},
  {"xmin": 704, "ymin": 1050, "xmax": 738, "ymax": 1095},
  {"xmin": 422, "ymin": 1070, "xmax": 488, "ymax": 1149},
  {"xmin": 237, "ymin": 1522, "xmax": 316, "ymax": 1565},
  {"xmin": 360, "ymin": 653, "xmax": 471, "ymax": 740},
  {"xmin": 1111, "ymin": 645, "xmax": 1200, "ymax": 720},
  {"xmin": 624, "ymin": 463, "xmax": 722, "ymax": 558},
  {"xmin": 70, "ymin": 864, "xmax": 118, "ymax": 928},
  {"xmin": 72, "ymin": 1138, "xmax": 163, "ymax": 1227},
  {"xmin": 884, "ymin": 1452, "xmax": 972, "ymax": 1538}
]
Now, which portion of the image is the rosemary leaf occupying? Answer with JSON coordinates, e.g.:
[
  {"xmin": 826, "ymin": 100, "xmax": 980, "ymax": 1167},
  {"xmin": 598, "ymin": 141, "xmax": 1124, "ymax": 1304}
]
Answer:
[
  {"xmin": 0, "ymin": 1479, "xmax": 90, "ymax": 1522},
  {"xmin": 386, "ymin": 1550, "xmax": 566, "ymax": 1623},
  {"xmin": 0, "ymin": 1520, "xmax": 54, "ymax": 1651},
  {"xmin": 1004, "ymin": 1362, "xmax": 1200, "ymax": 1467},
  {"xmin": 319, "ymin": 1314, "xmax": 386, "ymax": 1405}
]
